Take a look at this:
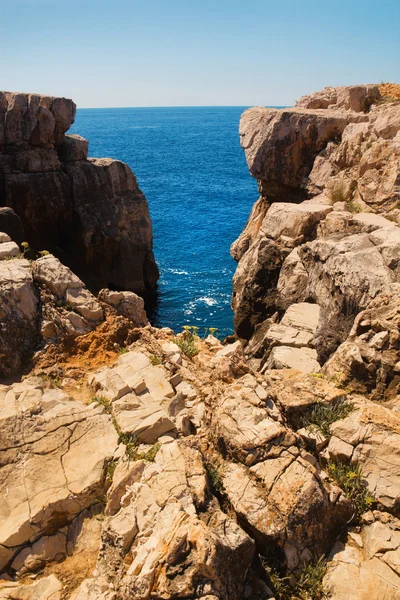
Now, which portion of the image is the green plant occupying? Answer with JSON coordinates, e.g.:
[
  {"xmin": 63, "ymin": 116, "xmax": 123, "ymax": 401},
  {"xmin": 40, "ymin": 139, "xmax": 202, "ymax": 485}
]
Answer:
[
  {"xmin": 93, "ymin": 394, "xmax": 112, "ymax": 414},
  {"xmin": 346, "ymin": 199, "xmax": 362, "ymax": 214},
  {"xmin": 204, "ymin": 461, "xmax": 225, "ymax": 495},
  {"xmin": 140, "ymin": 443, "xmax": 161, "ymax": 462},
  {"xmin": 41, "ymin": 373, "xmax": 62, "ymax": 388},
  {"xmin": 118, "ymin": 347, "xmax": 129, "ymax": 354},
  {"xmin": 174, "ymin": 325, "xmax": 199, "ymax": 357},
  {"xmin": 262, "ymin": 556, "xmax": 329, "ymax": 600},
  {"xmin": 327, "ymin": 460, "xmax": 375, "ymax": 519},
  {"xmin": 21, "ymin": 241, "xmax": 30, "ymax": 257},
  {"xmin": 119, "ymin": 432, "xmax": 139, "ymax": 460},
  {"xmin": 204, "ymin": 327, "xmax": 219, "ymax": 337},
  {"xmin": 301, "ymin": 399, "xmax": 354, "ymax": 437},
  {"xmin": 62, "ymin": 300, "xmax": 75, "ymax": 312},
  {"xmin": 150, "ymin": 354, "xmax": 161, "ymax": 365},
  {"xmin": 39, "ymin": 250, "xmax": 50, "ymax": 257},
  {"xmin": 106, "ymin": 459, "xmax": 117, "ymax": 480}
]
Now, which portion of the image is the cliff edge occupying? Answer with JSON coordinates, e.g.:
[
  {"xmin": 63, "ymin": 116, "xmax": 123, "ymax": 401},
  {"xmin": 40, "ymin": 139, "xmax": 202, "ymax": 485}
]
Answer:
[{"xmin": 0, "ymin": 91, "xmax": 159, "ymax": 294}]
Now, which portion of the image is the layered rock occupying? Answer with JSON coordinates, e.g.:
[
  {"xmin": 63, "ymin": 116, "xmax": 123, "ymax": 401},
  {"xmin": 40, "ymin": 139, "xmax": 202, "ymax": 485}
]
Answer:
[
  {"xmin": 232, "ymin": 84, "xmax": 400, "ymax": 374},
  {"xmin": 0, "ymin": 91, "xmax": 159, "ymax": 294}
]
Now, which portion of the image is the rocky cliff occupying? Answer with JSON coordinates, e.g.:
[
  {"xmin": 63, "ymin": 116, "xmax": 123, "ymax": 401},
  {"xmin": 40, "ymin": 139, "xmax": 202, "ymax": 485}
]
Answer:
[
  {"xmin": 232, "ymin": 84, "xmax": 400, "ymax": 388},
  {"xmin": 2, "ymin": 84, "xmax": 400, "ymax": 600},
  {"xmin": 0, "ymin": 92, "xmax": 159, "ymax": 294}
]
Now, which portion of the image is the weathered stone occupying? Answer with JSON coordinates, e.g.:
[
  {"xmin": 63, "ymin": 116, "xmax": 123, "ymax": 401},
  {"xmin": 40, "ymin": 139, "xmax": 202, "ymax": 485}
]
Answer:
[
  {"xmin": 99, "ymin": 288, "xmax": 148, "ymax": 327},
  {"xmin": 0, "ymin": 90, "xmax": 159, "ymax": 295},
  {"xmin": 325, "ymin": 512, "xmax": 400, "ymax": 599},
  {"xmin": 0, "ymin": 382, "xmax": 118, "ymax": 570},
  {"xmin": 0, "ymin": 575, "xmax": 63, "ymax": 599},
  {"xmin": 58, "ymin": 134, "xmax": 88, "ymax": 161},
  {"xmin": 265, "ymin": 346, "xmax": 321, "ymax": 374},
  {"xmin": 0, "ymin": 259, "xmax": 39, "ymax": 378}
]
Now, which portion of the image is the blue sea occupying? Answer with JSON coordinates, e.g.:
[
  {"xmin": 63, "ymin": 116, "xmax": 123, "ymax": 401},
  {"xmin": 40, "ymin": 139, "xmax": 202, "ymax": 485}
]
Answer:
[{"xmin": 70, "ymin": 107, "xmax": 258, "ymax": 337}]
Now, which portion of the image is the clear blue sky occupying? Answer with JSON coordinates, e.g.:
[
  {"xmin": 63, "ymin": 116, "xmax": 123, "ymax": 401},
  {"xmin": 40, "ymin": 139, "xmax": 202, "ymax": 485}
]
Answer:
[{"xmin": 1, "ymin": 0, "xmax": 399, "ymax": 108}]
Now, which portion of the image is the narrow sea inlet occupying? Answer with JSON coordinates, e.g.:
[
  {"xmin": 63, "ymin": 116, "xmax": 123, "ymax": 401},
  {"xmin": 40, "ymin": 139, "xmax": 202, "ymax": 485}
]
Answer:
[{"xmin": 70, "ymin": 106, "xmax": 257, "ymax": 336}]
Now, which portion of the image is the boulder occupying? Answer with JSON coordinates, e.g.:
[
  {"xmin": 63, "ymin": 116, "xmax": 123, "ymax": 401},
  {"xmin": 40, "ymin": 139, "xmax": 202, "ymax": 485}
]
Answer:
[
  {"xmin": 99, "ymin": 288, "xmax": 148, "ymax": 327},
  {"xmin": 58, "ymin": 134, "xmax": 88, "ymax": 161},
  {"xmin": 265, "ymin": 346, "xmax": 321, "ymax": 374},
  {"xmin": 89, "ymin": 351, "xmax": 176, "ymax": 443},
  {"xmin": 210, "ymin": 375, "xmax": 296, "ymax": 466}
]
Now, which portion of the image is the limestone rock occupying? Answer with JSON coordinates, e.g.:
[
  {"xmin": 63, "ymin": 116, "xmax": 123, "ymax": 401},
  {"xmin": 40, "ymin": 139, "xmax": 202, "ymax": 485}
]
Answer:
[
  {"xmin": 265, "ymin": 346, "xmax": 321, "ymax": 374},
  {"xmin": 239, "ymin": 105, "xmax": 365, "ymax": 203},
  {"xmin": 90, "ymin": 351, "xmax": 176, "ymax": 443},
  {"xmin": 224, "ymin": 453, "xmax": 351, "ymax": 569},
  {"xmin": 0, "ymin": 90, "xmax": 159, "ymax": 295},
  {"xmin": 323, "ymin": 287, "xmax": 400, "ymax": 400},
  {"xmin": 210, "ymin": 375, "xmax": 296, "ymax": 466},
  {"xmin": 0, "ymin": 258, "xmax": 39, "ymax": 378},
  {"xmin": 325, "ymin": 512, "xmax": 400, "ymax": 600},
  {"xmin": 0, "ymin": 575, "xmax": 63, "ymax": 599},
  {"xmin": 296, "ymin": 84, "xmax": 380, "ymax": 113},
  {"xmin": 58, "ymin": 134, "xmax": 88, "ymax": 161},
  {"xmin": 328, "ymin": 396, "xmax": 400, "ymax": 513},
  {"xmin": 265, "ymin": 369, "xmax": 348, "ymax": 428},
  {"xmin": 0, "ymin": 381, "xmax": 118, "ymax": 570},
  {"xmin": 99, "ymin": 288, "xmax": 148, "ymax": 327},
  {"xmin": 97, "ymin": 441, "xmax": 254, "ymax": 600}
]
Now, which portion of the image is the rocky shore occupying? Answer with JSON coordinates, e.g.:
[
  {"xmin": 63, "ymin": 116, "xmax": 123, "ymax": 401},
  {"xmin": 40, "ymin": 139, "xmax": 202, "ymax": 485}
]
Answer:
[{"xmin": 1, "ymin": 84, "xmax": 400, "ymax": 599}]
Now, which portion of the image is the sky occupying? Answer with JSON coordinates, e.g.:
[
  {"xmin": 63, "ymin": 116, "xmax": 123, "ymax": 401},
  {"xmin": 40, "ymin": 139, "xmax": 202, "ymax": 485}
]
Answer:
[{"xmin": 0, "ymin": 0, "xmax": 399, "ymax": 108}]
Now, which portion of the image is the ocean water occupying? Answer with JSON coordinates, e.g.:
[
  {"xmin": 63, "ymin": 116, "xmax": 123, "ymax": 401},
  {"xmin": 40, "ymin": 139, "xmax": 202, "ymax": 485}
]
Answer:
[{"xmin": 70, "ymin": 107, "xmax": 258, "ymax": 337}]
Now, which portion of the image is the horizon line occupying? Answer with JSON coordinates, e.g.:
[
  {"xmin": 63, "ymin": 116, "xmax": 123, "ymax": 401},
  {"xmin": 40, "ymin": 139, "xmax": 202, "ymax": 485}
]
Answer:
[{"xmin": 76, "ymin": 104, "xmax": 288, "ymax": 110}]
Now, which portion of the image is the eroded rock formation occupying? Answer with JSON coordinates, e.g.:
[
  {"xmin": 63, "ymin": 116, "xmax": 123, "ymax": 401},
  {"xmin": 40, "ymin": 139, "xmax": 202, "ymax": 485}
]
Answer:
[
  {"xmin": 0, "ymin": 91, "xmax": 159, "ymax": 294},
  {"xmin": 2, "ymin": 83, "xmax": 400, "ymax": 600},
  {"xmin": 233, "ymin": 84, "xmax": 400, "ymax": 383}
]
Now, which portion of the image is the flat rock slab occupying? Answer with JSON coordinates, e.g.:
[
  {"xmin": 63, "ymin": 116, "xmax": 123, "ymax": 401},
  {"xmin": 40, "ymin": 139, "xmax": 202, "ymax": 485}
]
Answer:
[
  {"xmin": 90, "ymin": 351, "xmax": 176, "ymax": 443},
  {"xmin": 0, "ymin": 381, "xmax": 118, "ymax": 570},
  {"xmin": 265, "ymin": 346, "xmax": 321, "ymax": 374},
  {"xmin": 0, "ymin": 241, "xmax": 19, "ymax": 260}
]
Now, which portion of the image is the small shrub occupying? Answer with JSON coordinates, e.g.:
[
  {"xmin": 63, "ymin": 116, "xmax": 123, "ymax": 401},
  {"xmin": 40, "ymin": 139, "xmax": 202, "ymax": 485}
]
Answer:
[
  {"xmin": 119, "ymin": 432, "xmax": 139, "ymax": 460},
  {"xmin": 301, "ymin": 399, "xmax": 354, "ymax": 437},
  {"xmin": 93, "ymin": 394, "xmax": 112, "ymax": 414},
  {"xmin": 106, "ymin": 459, "xmax": 117, "ymax": 481},
  {"xmin": 327, "ymin": 460, "xmax": 375, "ymax": 519},
  {"xmin": 139, "ymin": 442, "xmax": 161, "ymax": 462},
  {"xmin": 150, "ymin": 354, "xmax": 161, "ymax": 365},
  {"xmin": 262, "ymin": 556, "xmax": 329, "ymax": 600},
  {"xmin": 174, "ymin": 325, "xmax": 199, "ymax": 357},
  {"xmin": 39, "ymin": 250, "xmax": 50, "ymax": 257},
  {"xmin": 346, "ymin": 199, "xmax": 362, "ymax": 214},
  {"xmin": 204, "ymin": 461, "xmax": 225, "ymax": 495},
  {"xmin": 41, "ymin": 373, "xmax": 62, "ymax": 388},
  {"xmin": 118, "ymin": 347, "xmax": 129, "ymax": 354},
  {"xmin": 62, "ymin": 300, "xmax": 75, "ymax": 312}
]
